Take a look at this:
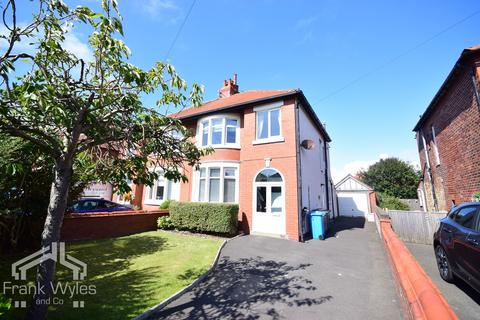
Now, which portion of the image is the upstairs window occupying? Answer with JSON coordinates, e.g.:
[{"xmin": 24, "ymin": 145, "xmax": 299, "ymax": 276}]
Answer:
[
  {"xmin": 198, "ymin": 115, "xmax": 240, "ymax": 148},
  {"xmin": 253, "ymin": 102, "xmax": 283, "ymax": 144},
  {"xmin": 256, "ymin": 109, "xmax": 280, "ymax": 140}
]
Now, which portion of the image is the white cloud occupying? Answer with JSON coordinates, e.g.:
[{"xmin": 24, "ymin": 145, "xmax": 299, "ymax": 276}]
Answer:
[
  {"xmin": 142, "ymin": 0, "xmax": 181, "ymax": 22},
  {"xmin": 294, "ymin": 16, "xmax": 317, "ymax": 30},
  {"xmin": 0, "ymin": 22, "xmax": 93, "ymax": 62},
  {"xmin": 332, "ymin": 157, "xmax": 381, "ymax": 183},
  {"xmin": 62, "ymin": 31, "xmax": 94, "ymax": 62},
  {"xmin": 0, "ymin": 23, "xmax": 35, "ymax": 52},
  {"xmin": 331, "ymin": 151, "xmax": 421, "ymax": 183},
  {"xmin": 294, "ymin": 16, "xmax": 317, "ymax": 45}
]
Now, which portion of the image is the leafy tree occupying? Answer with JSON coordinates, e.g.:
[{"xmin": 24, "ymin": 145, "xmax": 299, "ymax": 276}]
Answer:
[
  {"xmin": 0, "ymin": 135, "xmax": 96, "ymax": 252},
  {"xmin": 358, "ymin": 158, "xmax": 420, "ymax": 199},
  {"xmin": 0, "ymin": 1, "xmax": 208, "ymax": 318}
]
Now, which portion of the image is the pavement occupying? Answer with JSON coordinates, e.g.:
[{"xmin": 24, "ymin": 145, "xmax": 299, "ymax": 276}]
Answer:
[
  {"xmin": 149, "ymin": 217, "xmax": 402, "ymax": 320},
  {"xmin": 406, "ymin": 242, "xmax": 480, "ymax": 320}
]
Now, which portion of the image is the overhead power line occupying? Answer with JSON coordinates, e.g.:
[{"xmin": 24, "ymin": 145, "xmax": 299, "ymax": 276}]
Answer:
[
  {"xmin": 164, "ymin": 0, "xmax": 197, "ymax": 60},
  {"xmin": 315, "ymin": 8, "xmax": 480, "ymax": 104}
]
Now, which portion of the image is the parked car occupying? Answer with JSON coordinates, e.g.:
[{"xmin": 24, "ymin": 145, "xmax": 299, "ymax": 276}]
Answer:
[
  {"xmin": 67, "ymin": 198, "xmax": 133, "ymax": 214},
  {"xmin": 433, "ymin": 202, "xmax": 480, "ymax": 293}
]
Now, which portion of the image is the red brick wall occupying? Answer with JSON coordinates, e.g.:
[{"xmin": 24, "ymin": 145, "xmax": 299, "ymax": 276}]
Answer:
[
  {"xmin": 369, "ymin": 192, "xmax": 376, "ymax": 213},
  {"xmin": 60, "ymin": 210, "xmax": 167, "ymax": 241},
  {"xmin": 416, "ymin": 58, "xmax": 480, "ymax": 211},
  {"xmin": 239, "ymin": 98, "xmax": 299, "ymax": 240}
]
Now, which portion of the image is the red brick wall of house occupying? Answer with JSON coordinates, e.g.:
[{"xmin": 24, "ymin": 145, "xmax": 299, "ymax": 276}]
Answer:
[
  {"xmin": 416, "ymin": 58, "xmax": 480, "ymax": 211},
  {"xmin": 239, "ymin": 98, "xmax": 299, "ymax": 240}
]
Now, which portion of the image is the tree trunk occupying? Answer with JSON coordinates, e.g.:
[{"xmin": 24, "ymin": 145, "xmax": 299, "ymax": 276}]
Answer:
[{"xmin": 26, "ymin": 159, "xmax": 73, "ymax": 320}]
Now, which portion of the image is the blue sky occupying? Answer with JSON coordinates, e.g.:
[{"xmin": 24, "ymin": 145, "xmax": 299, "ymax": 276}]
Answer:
[{"xmin": 12, "ymin": 0, "xmax": 480, "ymax": 181}]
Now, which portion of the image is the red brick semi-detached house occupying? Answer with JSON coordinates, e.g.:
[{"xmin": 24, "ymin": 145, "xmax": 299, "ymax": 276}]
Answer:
[
  {"xmin": 110, "ymin": 76, "xmax": 336, "ymax": 241},
  {"xmin": 414, "ymin": 45, "xmax": 480, "ymax": 212}
]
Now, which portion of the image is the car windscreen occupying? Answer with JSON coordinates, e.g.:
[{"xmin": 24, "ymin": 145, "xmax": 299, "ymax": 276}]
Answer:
[{"xmin": 75, "ymin": 200, "xmax": 99, "ymax": 211}]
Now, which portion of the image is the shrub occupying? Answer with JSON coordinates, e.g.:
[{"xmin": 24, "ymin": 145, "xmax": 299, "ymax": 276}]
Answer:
[
  {"xmin": 157, "ymin": 216, "xmax": 175, "ymax": 230},
  {"xmin": 170, "ymin": 202, "xmax": 238, "ymax": 235},
  {"xmin": 0, "ymin": 294, "xmax": 11, "ymax": 316},
  {"xmin": 377, "ymin": 192, "xmax": 409, "ymax": 211},
  {"xmin": 159, "ymin": 199, "xmax": 172, "ymax": 209},
  {"xmin": 474, "ymin": 192, "xmax": 480, "ymax": 201}
]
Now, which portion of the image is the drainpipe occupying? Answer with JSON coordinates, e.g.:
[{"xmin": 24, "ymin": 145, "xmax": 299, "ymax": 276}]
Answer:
[
  {"xmin": 421, "ymin": 131, "xmax": 438, "ymax": 211},
  {"xmin": 471, "ymin": 68, "xmax": 480, "ymax": 111},
  {"xmin": 323, "ymin": 141, "xmax": 330, "ymax": 212},
  {"xmin": 295, "ymin": 101, "xmax": 304, "ymax": 242}
]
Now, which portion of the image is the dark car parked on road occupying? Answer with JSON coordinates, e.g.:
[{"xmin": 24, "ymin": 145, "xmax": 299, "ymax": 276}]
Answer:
[
  {"xmin": 433, "ymin": 202, "xmax": 480, "ymax": 293},
  {"xmin": 67, "ymin": 198, "xmax": 133, "ymax": 214}
]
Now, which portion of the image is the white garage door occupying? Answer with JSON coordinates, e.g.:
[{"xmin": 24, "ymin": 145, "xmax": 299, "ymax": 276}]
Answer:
[{"xmin": 338, "ymin": 191, "xmax": 369, "ymax": 217}]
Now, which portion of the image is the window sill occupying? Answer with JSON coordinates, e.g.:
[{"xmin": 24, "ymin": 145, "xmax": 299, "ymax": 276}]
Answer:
[
  {"xmin": 252, "ymin": 137, "xmax": 285, "ymax": 145},
  {"xmin": 144, "ymin": 200, "xmax": 162, "ymax": 206},
  {"xmin": 198, "ymin": 144, "xmax": 241, "ymax": 150}
]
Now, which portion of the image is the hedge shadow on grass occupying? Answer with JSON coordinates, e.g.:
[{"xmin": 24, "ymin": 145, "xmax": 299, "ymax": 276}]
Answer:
[{"xmin": 152, "ymin": 256, "xmax": 333, "ymax": 320}]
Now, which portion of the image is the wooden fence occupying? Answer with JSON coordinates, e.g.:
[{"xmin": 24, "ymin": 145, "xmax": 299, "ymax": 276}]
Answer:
[{"xmin": 387, "ymin": 210, "xmax": 447, "ymax": 245}]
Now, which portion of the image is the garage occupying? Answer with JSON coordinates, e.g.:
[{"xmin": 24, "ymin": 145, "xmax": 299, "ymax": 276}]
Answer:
[{"xmin": 335, "ymin": 175, "xmax": 375, "ymax": 221}]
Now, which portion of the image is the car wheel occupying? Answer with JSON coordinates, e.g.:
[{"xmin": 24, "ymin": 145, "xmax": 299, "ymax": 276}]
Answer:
[{"xmin": 435, "ymin": 245, "xmax": 453, "ymax": 282}]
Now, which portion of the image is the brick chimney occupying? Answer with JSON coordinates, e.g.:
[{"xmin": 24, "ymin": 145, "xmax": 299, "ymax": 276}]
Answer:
[{"xmin": 219, "ymin": 74, "xmax": 239, "ymax": 98}]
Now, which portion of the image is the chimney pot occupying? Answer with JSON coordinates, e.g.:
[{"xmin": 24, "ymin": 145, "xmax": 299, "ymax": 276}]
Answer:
[{"xmin": 219, "ymin": 74, "xmax": 239, "ymax": 98}]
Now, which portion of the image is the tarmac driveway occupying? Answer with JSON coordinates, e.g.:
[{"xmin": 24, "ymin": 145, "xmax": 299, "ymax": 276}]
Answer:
[{"xmin": 150, "ymin": 217, "xmax": 403, "ymax": 319}]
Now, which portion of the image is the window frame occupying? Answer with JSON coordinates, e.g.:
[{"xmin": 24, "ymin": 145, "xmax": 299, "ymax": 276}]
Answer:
[
  {"xmin": 144, "ymin": 169, "xmax": 180, "ymax": 205},
  {"xmin": 253, "ymin": 101, "xmax": 284, "ymax": 144},
  {"xmin": 253, "ymin": 167, "xmax": 285, "ymax": 217},
  {"xmin": 193, "ymin": 162, "xmax": 240, "ymax": 204},
  {"xmin": 452, "ymin": 205, "xmax": 479, "ymax": 230},
  {"xmin": 197, "ymin": 114, "xmax": 241, "ymax": 149}
]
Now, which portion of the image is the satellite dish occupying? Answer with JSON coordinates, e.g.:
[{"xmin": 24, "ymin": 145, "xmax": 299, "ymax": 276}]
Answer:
[{"xmin": 301, "ymin": 139, "xmax": 314, "ymax": 150}]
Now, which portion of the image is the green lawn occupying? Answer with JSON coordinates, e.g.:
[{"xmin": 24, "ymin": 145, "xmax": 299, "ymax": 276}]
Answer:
[{"xmin": 0, "ymin": 231, "xmax": 223, "ymax": 320}]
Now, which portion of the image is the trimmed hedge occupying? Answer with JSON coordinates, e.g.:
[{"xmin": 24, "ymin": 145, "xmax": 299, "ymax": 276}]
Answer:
[
  {"xmin": 157, "ymin": 216, "xmax": 175, "ymax": 230},
  {"xmin": 170, "ymin": 201, "xmax": 238, "ymax": 235},
  {"xmin": 159, "ymin": 199, "xmax": 172, "ymax": 209}
]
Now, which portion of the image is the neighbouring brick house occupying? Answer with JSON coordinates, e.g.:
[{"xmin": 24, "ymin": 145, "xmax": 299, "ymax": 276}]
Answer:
[
  {"xmin": 414, "ymin": 46, "xmax": 480, "ymax": 212},
  {"xmin": 106, "ymin": 76, "xmax": 336, "ymax": 240}
]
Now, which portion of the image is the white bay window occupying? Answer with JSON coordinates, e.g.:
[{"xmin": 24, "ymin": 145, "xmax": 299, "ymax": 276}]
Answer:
[
  {"xmin": 198, "ymin": 115, "xmax": 240, "ymax": 148},
  {"xmin": 194, "ymin": 162, "xmax": 239, "ymax": 203}
]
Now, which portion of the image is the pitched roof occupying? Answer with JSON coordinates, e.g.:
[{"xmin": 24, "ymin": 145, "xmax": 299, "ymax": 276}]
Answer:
[
  {"xmin": 413, "ymin": 45, "xmax": 480, "ymax": 131},
  {"xmin": 171, "ymin": 89, "xmax": 296, "ymax": 119},
  {"xmin": 170, "ymin": 88, "xmax": 332, "ymax": 142},
  {"xmin": 335, "ymin": 174, "xmax": 373, "ymax": 191}
]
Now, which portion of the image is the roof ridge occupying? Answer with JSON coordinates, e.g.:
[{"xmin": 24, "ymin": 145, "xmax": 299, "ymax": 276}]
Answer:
[{"xmin": 169, "ymin": 88, "xmax": 297, "ymax": 117}]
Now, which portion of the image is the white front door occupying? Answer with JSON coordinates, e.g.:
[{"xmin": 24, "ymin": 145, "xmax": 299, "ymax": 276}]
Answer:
[{"xmin": 252, "ymin": 169, "xmax": 285, "ymax": 236}]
